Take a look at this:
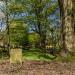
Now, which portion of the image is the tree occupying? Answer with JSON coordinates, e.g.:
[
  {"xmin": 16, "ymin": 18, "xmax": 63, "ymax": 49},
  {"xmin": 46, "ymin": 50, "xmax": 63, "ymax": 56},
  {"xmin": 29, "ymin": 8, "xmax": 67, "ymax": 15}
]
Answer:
[
  {"xmin": 29, "ymin": 32, "xmax": 40, "ymax": 48},
  {"xmin": 72, "ymin": 0, "xmax": 75, "ymax": 33},
  {"xmin": 10, "ymin": 20, "xmax": 29, "ymax": 49},
  {"xmin": 58, "ymin": 0, "xmax": 75, "ymax": 53},
  {"xmin": 6, "ymin": 0, "xmax": 29, "ymax": 49},
  {"xmin": 23, "ymin": 0, "xmax": 58, "ymax": 49}
]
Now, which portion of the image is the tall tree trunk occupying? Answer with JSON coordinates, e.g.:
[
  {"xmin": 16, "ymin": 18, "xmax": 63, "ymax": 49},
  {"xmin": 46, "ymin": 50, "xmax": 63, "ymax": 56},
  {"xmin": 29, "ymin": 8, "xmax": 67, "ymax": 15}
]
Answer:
[
  {"xmin": 72, "ymin": 0, "xmax": 75, "ymax": 34},
  {"xmin": 72, "ymin": 0, "xmax": 75, "ymax": 52},
  {"xmin": 58, "ymin": 0, "xmax": 75, "ymax": 52},
  {"xmin": 35, "ymin": 0, "xmax": 46, "ymax": 49},
  {"xmin": 40, "ymin": 33, "xmax": 46, "ymax": 49},
  {"xmin": 5, "ymin": 0, "xmax": 10, "ymax": 56}
]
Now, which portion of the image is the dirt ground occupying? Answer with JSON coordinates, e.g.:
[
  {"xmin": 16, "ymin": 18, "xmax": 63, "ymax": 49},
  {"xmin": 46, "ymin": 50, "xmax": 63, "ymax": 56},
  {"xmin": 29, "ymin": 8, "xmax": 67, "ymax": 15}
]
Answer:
[{"xmin": 0, "ymin": 60, "xmax": 75, "ymax": 75}]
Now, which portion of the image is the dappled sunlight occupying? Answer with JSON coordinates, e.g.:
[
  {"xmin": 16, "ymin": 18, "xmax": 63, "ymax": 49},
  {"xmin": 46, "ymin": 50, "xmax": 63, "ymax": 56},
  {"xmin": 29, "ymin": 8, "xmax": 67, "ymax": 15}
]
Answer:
[
  {"xmin": 23, "ymin": 48, "xmax": 56, "ymax": 61},
  {"xmin": 0, "ymin": 0, "xmax": 75, "ymax": 74}
]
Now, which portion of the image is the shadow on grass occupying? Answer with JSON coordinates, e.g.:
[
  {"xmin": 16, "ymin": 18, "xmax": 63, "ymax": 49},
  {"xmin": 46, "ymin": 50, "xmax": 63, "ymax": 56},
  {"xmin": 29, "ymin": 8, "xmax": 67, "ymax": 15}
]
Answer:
[
  {"xmin": 23, "ymin": 49, "xmax": 56, "ymax": 61},
  {"xmin": 38, "ymin": 54, "xmax": 56, "ymax": 60}
]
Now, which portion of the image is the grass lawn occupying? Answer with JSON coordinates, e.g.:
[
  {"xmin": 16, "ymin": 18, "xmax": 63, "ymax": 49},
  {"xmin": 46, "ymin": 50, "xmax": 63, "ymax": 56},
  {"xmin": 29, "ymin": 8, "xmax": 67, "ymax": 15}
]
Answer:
[
  {"xmin": 0, "ymin": 48, "xmax": 75, "ymax": 62},
  {"xmin": 0, "ymin": 48, "xmax": 56, "ymax": 62},
  {"xmin": 22, "ymin": 48, "xmax": 56, "ymax": 61}
]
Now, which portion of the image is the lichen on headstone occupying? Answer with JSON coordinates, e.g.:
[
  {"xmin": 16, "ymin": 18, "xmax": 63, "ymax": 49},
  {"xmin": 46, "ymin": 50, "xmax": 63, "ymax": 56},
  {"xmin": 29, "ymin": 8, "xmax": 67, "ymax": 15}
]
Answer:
[{"xmin": 10, "ymin": 48, "xmax": 22, "ymax": 63}]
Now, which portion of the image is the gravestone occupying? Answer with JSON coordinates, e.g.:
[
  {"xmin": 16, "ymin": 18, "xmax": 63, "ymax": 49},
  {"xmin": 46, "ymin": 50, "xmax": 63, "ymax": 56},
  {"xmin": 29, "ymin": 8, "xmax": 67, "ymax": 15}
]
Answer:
[{"xmin": 10, "ymin": 48, "xmax": 22, "ymax": 63}]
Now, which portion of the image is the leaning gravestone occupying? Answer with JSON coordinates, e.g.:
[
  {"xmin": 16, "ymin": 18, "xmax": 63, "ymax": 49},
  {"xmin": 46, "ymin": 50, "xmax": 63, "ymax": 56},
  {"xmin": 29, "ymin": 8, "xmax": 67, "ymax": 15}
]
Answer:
[{"xmin": 10, "ymin": 48, "xmax": 22, "ymax": 63}]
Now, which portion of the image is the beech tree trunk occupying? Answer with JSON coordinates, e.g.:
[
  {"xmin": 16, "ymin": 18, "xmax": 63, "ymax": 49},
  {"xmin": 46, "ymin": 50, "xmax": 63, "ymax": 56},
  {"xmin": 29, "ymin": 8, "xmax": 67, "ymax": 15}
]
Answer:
[
  {"xmin": 72, "ymin": 0, "xmax": 75, "ymax": 34},
  {"xmin": 58, "ymin": 0, "xmax": 75, "ymax": 52}
]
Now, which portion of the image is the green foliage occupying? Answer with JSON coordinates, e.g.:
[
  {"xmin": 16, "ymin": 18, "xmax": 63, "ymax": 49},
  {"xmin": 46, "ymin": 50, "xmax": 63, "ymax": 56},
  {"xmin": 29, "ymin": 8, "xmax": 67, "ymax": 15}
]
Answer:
[
  {"xmin": 7, "ymin": 0, "xmax": 59, "ymax": 49},
  {"xmin": 29, "ymin": 33, "xmax": 40, "ymax": 46},
  {"xmin": 8, "ymin": 1, "xmax": 26, "ymax": 13},
  {"xmin": 23, "ymin": 48, "xmax": 55, "ymax": 61},
  {"xmin": 23, "ymin": 0, "xmax": 59, "ymax": 32},
  {"xmin": 10, "ymin": 20, "xmax": 29, "ymax": 47}
]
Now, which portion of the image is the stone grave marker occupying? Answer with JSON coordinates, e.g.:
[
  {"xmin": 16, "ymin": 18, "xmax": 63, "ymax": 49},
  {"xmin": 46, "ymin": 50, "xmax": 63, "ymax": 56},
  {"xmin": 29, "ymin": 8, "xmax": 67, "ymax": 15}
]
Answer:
[{"xmin": 10, "ymin": 48, "xmax": 22, "ymax": 63}]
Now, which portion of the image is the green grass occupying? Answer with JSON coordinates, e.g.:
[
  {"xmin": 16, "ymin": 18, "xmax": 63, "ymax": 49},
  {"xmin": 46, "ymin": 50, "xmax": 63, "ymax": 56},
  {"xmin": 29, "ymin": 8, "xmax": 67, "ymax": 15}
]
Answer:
[
  {"xmin": 55, "ymin": 53, "xmax": 75, "ymax": 62},
  {"xmin": 22, "ymin": 48, "xmax": 75, "ymax": 62},
  {"xmin": 22, "ymin": 48, "xmax": 55, "ymax": 61}
]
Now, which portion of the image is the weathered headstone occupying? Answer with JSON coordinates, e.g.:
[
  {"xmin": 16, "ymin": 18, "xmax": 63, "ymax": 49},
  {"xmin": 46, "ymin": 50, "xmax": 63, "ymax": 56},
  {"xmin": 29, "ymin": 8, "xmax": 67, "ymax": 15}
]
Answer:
[{"xmin": 10, "ymin": 48, "xmax": 22, "ymax": 63}]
